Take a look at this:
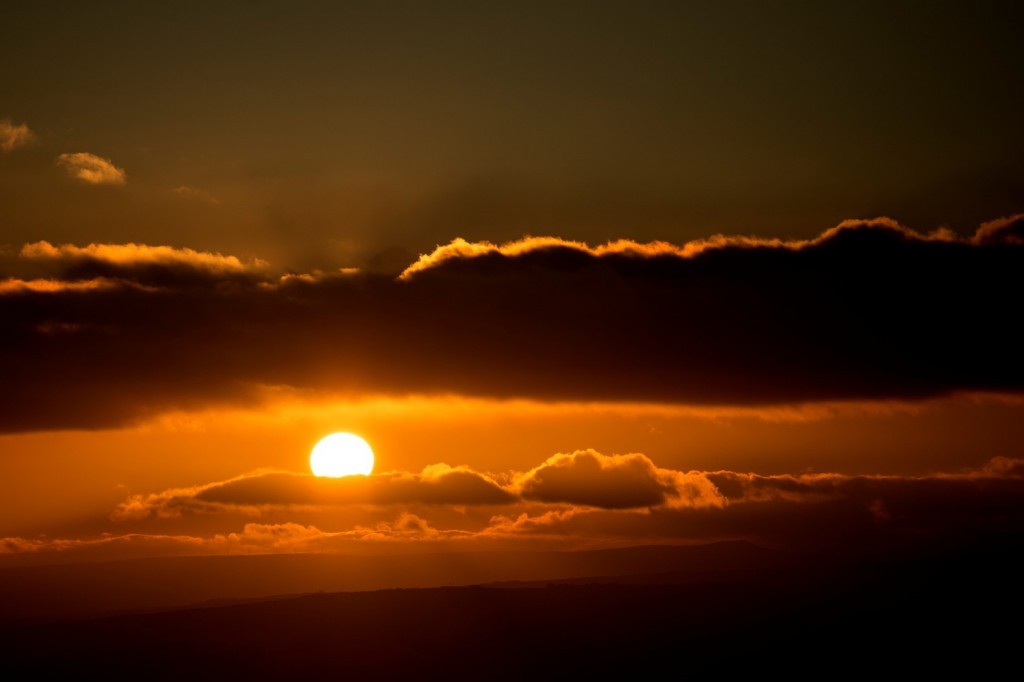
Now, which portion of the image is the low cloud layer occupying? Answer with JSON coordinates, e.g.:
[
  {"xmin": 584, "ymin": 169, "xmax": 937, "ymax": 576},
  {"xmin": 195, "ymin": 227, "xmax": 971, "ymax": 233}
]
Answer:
[
  {"xmin": 4, "ymin": 452, "xmax": 1023, "ymax": 561},
  {"xmin": 2, "ymin": 216, "xmax": 1023, "ymax": 431},
  {"xmin": 0, "ymin": 517, "xmax": 460, "ymax": 560},
  {"xmin": 491, "ymin": 454, "xmax": 1024, "ymax": 548},
  {"xmin": 55, "ymin": 152, "xmax": 126, "ymax": 185},
  {"xmin": 114, "ymin": 464, "xmax": 515, "ymax": 519},
  {"xmin": 515, "ymin": 450, "xmax": 723, "ymax": 509}
]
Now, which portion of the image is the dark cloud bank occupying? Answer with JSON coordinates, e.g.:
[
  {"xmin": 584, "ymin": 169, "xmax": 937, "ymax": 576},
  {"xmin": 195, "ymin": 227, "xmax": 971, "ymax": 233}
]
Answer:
[{"xmin": 2, "ymin": 215, "xmax": 1023, "ymax": 431}]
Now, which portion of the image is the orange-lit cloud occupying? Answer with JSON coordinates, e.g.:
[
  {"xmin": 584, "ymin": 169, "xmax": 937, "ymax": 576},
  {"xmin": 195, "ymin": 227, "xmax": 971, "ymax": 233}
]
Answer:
[
  {"xmin": 1, "ymin": 532, "xmax": 205, "ymax": 557},
  {"xmin": 515, "ymin": 450, "xmax": 724, "ymax": 509},
  {"xmin": 973, "ymin": 213, "xmax": 1024, "ymax": 246},
  {"xmin": 55, "ymin": 152, "xmax": 126, "ymax": 185},
  {"xmin": 212, "ymin": 519, "xmax": 464, "ymax": 550},
  {"xmin": 4, "ymin": 454, "xmax": 1023, "ymax": 562},
  {"xmin": 482, "ymin": 509, "xmax": 583, "ymax": 537},
  {"xmin": 398, "ymin": 217, "xmax": 954, "ymax": 280},
  {"xmin": 0, "ymin": 277, "xmax": 124, "ymax": 295},
  {"xmin": 0, "ymin": 119, "xmax": 34, "ymax": 152},
  {"xmin": 110, "ymin": 452, "xmax": 1024, "ymax": 537},
  {"xmin": 398, "ymin": 236, "xmax": 715, "ymax": 280},
  {"xmin": 110, "ymin": 453, "xmax": 726, "ymax": 519},
  {"xmin": 501, "ymin": 457, "xmax": 1024, "ymax": 546},
  {"xmin": 114, "ymin": 465, "xmax": 514, "ymax": 519},
  {"xmin": 217, "ymin": 522, "xmax": 334, "ymax": 549},
  {"xmin": 11, "ymin": 241, "xmax": 269, "ymax": 292},
  {"xmin": 21, "ymin": 241, "xmax": 264, "ymax": 274},
  {"xmin": 346, "ymin": 513, "xmax": 468, "ymax": 543},
  {"xmin": 0, "ymin": 517, "xmax": 471, "ymax": 563},
  {"xmin": 2, "ymin": 216, "xmax": 1022, "ymax": 432}
]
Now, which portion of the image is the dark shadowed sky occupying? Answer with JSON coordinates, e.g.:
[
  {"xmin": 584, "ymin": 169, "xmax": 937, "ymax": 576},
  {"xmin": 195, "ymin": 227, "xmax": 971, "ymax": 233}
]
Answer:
[{"xmin": 3, "ymin": 1, "xmax": 1022, "ymax": 269}]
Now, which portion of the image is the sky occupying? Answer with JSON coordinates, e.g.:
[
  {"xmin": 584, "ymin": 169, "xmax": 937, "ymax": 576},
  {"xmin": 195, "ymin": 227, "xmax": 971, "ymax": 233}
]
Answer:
[{"xmin": 1, "ymin": 2, "xmax": 1023, "ymax": 564}]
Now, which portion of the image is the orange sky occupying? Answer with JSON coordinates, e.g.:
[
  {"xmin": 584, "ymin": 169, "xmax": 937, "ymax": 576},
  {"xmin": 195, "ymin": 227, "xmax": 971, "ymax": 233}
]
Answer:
[
  {"xmin": 2, "ymin": 387, "xmax": 1022, "ymax": 561},
  {"xmin": 2, "ymin": 224, "xmax": 1024, "ymax": 562},
  {"xmin": 2, "ymin": 3, "xmax": 1023, "ymax": 568}
]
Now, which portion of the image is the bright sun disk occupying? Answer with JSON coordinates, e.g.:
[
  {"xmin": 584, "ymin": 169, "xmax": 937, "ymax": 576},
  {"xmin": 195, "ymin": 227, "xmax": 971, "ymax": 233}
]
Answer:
[{"xmin": 310, "ymin": 432, "xmax": 374, "ymax": 477}]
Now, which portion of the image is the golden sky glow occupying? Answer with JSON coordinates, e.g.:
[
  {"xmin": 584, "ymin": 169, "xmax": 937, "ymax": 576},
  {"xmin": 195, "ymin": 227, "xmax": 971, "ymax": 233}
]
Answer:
[{"xmin": 1, "ymin": 390, "xmax": 1020, "ymax": 554}]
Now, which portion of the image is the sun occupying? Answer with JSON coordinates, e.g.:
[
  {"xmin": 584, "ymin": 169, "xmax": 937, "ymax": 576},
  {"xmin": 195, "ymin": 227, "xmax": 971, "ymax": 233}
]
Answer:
[{"xmin": 310, "ymin": 432, "xmax": 375, "ymax": 477}]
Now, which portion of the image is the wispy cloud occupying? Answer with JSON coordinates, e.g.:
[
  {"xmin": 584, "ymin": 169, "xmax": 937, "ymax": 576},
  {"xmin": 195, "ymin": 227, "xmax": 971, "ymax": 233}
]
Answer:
[
  {"xmin": 21, "ymin": 240, "xmax": 266, "ymax": 275},
  {"xmin": 55, "ymin": 152, "xmax": 126, "ymax": 185},
  {"xmin": 0, "ymin": 119, "xmax": 34, "ymax": 152},
  {"xmin": 172, "ymin": 185, "xmax": 220, "ymax": 205}
]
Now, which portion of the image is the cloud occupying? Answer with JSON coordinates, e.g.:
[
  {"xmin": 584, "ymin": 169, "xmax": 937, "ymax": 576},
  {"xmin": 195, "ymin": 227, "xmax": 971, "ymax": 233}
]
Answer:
[
  {"xmin": 213, "ymin": 520, "xmax": 459, "ymax": 550},
  {"xmin": 347, "ymin": 513, "xmax": 454, "ymax": 542},
  {"xmin": 55, "ymin": 152, "xmax": 126, "ymax": 185},
  {"xmin": 0, "ymin": 119, "xmax": 34, "ymax": 152},
  {"xmin": 483, "ymin": 509, "xmax": 583, "ymax": 536},
  {"xmin": 398, "ymin": 235, "xmax": 720, "ymax": 280},
  {"xmin": 172, "ymin": 186, "xmax": 220, "ymax": 205},
  {"xmin": 107, "ymin": 452, "xmax": 1024, "ymax": 548},
  {"xmin": 0, "ymin": 532, "xmax": 205, "ymax": 558},
  {"xmin": 212, "ymin": 522, "xmax": 359, "ymax": 551},
  {"xmin": 489, "ymin": 455, "xmax": 1024, "ymax": 547},
  {"xmin": 0, "ymin": 522, "xmax": 401, "ymax": 558},
  {"xmin": 979, "ymin": 456, "xmax": 1024, "ymax": 478},
  {"xmin": 397, "ymin": 217, "xmax": 948, "ymax": 280},
  {"xmin": 113, "ymin": 454, "xmax": 721, "ymax": 520},
  {"xmin": 0, "ymin": 517, "xmax": 469, "ymax": 562},
  {"xmin": 114, "ymin": 465, "xmax": 515, "ymax": 519},
  {"xmin": 2, "ymin": 216, "xmax": 1023, "ymax": 431},
  {"xmin": 18, "ymin": 240, "xmax": 267, "ymax": 285},
  {"xmin": 6, "ymin": 454, "xmax": 1023, "ymax": 561},
  {"xmin": 974, "ymin": 213, "xmax": 1024, "ymax": 246},
  {"xmin": 0, "ymin": 277, "xmax": 124, "ymax": 295},
  {"xmin": 515, "ymin": 450, "xmax": 724, "ymax": 509},
  {"xmin": 198, "ymin": 465, "xmax": 515, "ymax": 507}
]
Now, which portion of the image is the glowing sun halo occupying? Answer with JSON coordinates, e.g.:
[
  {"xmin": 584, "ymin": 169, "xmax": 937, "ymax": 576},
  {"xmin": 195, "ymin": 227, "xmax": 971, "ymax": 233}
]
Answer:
[{"xmin": 310, "ymin": 432, "xmax": 375, "ymax": 477}]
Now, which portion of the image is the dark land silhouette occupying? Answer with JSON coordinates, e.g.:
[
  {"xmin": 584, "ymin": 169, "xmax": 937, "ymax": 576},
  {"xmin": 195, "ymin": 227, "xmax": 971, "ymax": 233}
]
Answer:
[
  {"xmin": 0, "ymin": 542, "xmax": 790, "ymax": 623},
  {"xmin": 1, "ymin": 537, "xmax": 1019, "ymax": 679}
]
